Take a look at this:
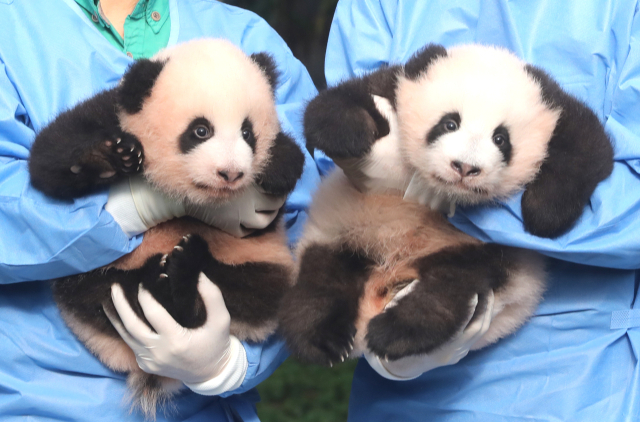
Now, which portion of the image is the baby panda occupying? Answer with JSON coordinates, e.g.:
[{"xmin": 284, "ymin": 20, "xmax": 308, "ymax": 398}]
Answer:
[
  {"xmin": 278, "ymin": 44, "xmax": 613, "ymax": 366},
  {"xmin": 29, "ymin": 39, "xmax": 304, "ymax": 418}
]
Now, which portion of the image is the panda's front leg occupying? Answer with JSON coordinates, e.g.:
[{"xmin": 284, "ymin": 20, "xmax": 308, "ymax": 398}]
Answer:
[
  {"xmin": 278, "ymin": 244, "xmax": 375, "ymax": 366},
  {"xmin": 365, "ymin": 244, "xmax": 512, "ymax": 360},
  {"xmin": 29, "ymin": 88, "xmax": 145, "ymax": 199}
]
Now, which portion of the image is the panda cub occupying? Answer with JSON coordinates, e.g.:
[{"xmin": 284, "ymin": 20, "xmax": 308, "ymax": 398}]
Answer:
[
  {"xmin": 29, "ymin": 39, "xmax": 304, "ymax": 417},
  {"xmin": 278, "ymin": 44, "xmax": 613, "ymax": 365}
]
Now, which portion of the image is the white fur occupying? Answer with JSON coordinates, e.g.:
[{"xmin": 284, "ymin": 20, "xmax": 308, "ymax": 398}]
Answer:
[
  {"xmin": 119, "ymin": 39, "xmax": 280, "ymax": 204},
  {"xmin": 397, "ymin": 44, "xmax": 561, "ymax": 205}
]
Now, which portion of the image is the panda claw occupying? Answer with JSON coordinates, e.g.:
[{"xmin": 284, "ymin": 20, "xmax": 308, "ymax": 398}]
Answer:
[
  {"xmin": 116, "ymin": 138, "xmax": 122, "ymax": 144},
  {"xmin": 159, "ymin": 273, "xmax": 168, "ymax": 279},
  {"xmin": 183, "ymin": 235, "xmax": 191, "ymax": 241},
  {"xmin": 174, "ymin": 245, "xmax": 184, "ymax": 252},
  {"xmin": 138, "ymin": 151, "xmax": 142, "ymax": 157},
  {"xmin": 130, "ymin": 146, "xmax": 135, "ymax": 152}
]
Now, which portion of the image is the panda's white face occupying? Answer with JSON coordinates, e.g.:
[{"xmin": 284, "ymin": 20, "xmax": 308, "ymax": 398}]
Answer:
[
  {"xmin": 119, "ymin": 39, "xmax": 280, "ymax": 204},
  {"xmin": 397, "ymin": 44, "xmax": 560, "ymax": 204}
]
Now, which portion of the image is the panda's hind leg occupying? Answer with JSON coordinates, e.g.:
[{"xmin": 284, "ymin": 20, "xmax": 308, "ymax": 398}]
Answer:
[
  {"xmin": 141, "ymin": 234, "xmax": 210, "ymax": 329},
  {"xmin": 365, "ymin": 243, "xmax": 512, "ymax": 360},
  {"xmin": 278, "ymin": 244, "xmax": 374, "ymax": 366}
]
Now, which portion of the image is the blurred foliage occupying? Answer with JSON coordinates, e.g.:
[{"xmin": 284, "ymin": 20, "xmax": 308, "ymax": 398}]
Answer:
[
  {"xmin": 256, "ymin": 358, "xmax": 358, "ymax": 422},
  {"xmin": 223, "ymin": 0, "xmax": 340, "ymax": 88}
]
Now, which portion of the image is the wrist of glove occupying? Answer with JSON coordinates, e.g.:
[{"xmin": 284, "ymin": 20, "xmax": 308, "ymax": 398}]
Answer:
[
  {"xmin": 104, "ymin": 274, "xmax": 248, "ymax": 395},
  {"xmin": 106, "ymin": 176, "xmax": 285, "ymax": 238},
  {"xmin": 365, "ymin": 287, "xmax": 495, "ymax": 380}
]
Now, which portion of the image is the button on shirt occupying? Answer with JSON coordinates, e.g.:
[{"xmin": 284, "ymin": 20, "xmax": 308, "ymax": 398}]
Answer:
[{"xmin": 75, "ymin": 0, "xmax": 170, "ymax": 59}]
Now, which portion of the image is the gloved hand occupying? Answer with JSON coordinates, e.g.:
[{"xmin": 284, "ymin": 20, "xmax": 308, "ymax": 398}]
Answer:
[
  {"xmin": 104, "ymin": 274, "xmax": 248, "ymax": 395},
  {"xmin": 365, "ymin": 287, "xmax": 495, "ymax": 380},
  {"xmin": 105, "ymin": 175, "xmax": 286, "ymax": 238}
]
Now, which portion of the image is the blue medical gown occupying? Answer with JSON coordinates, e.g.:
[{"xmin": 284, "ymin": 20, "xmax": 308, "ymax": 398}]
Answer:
[
  {"xmin": 0, "ymin": 1, "xmax": 319, "ymax": 421},
  {"xmin": 326, "ymin": 0, "xmax": 640, "ymax": 420}
]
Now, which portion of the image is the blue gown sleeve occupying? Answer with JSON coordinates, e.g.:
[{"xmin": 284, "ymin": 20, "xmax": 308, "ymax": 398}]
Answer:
[
  {"xmin": 0, "ymin": 57, "xmax": 142, "ymax": 284},
  {"xmin": 325, "ymin": 0, "xmax": 640, "ymax": 270}
]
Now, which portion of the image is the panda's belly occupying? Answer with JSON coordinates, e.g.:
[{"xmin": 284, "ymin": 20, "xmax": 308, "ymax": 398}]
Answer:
[{"xmin": 110, "ymin": 217, "xmax": 294, "ymax": 272}]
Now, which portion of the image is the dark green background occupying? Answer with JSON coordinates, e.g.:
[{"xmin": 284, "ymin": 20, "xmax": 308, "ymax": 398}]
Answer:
[
  {"xmin": 224, "ymin": 0, "xmax": 339, "ymax": 89},
  {"xmin": 222, "ymin": 2, "xmax": 357, "ymax": 421}
]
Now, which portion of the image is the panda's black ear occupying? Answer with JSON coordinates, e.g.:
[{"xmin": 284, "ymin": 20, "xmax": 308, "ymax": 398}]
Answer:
[
  {"xmin": 251, "ymin": 53, "xmax": 279, "ymax": 94},
  {"xmin": 304, "ymin": 65, "xmax": 400, "ymax": 161},
  {"xmin": 255, "ymin": 132, "xmax": 305, "ymax": 196},
  {"xmin": 520, "ymin": 65, "xmax": 614, "ymax": 238},
  {"xmin": 118, "ymin": 59, "xmax": 167, "ymax": 114},
  {"xmin": 404, "ymin": 44, "xmax": 448, "ymax": 80}
]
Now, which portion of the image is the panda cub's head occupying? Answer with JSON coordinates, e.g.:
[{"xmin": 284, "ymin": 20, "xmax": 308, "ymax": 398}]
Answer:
[
  {"xmin": 117, "ymin": 39, "xmax": 281, "ymax": 204},
  {"xmin": 397, "ymin": 45, "xmax": 561, "ymax": 205}
]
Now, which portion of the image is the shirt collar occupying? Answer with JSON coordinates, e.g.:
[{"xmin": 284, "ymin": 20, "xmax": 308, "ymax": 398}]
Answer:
[{"xmin": 74, "ymin": 0, "xmax": 169, "ymax": 33}]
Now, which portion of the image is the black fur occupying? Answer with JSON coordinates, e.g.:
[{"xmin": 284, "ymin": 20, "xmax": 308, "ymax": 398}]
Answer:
[
  {"xmin": 427, "ymin": 112, "xmax": 461, "ymax": 144},
  {"xmin": 278, "ymin": 245, "xmax": 375, "ymax": 365},
  {"xmin": 179, "ymin": 117, "xmax": 214, "ymax": 154},
  {"xmin": 492, "ymin": 125, "xmax": 512, "ymax": 164},
  {"xmin": 53, "ymin": 232, "xmax": 291, "ymax": 338},
  {"xmin": 29, "ymin": 88, "xmax": 144, "ymax": 199},
  {"xmin": 255, "ymin": 132, "xmax": 305, "ymax": 196},
  {"xmin": 251, "ymin": 52, "xmax": 280, "ymax": 94},
  {"xmin": 304, "ymin": 65, "xmax": 401, "ymax": 160},
  {"xmin": 365, "ymin": 243, "xmax": 515, "ymax": 360},
  {"xmin": 241, "ymin": 118, "xmax": 257, "ymax": 152},
  {"xmin": 522, "ymin": 65, "xmax": 614, "ymax": 238},
  {"xmin": 404, "ymin": 43, "xmax": 448, "ymax": 80},
  {"xmin": 119, "ymin": 59, "xmax": 167, "ymax": 114}
]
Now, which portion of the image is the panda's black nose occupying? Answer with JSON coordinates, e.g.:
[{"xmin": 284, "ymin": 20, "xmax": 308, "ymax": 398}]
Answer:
[
  {"xmin": 218, "ymin": 170, "xmax": 244, "ymax": 183},
  {"xmin": 451, "ymin": 161, "xmax": 481, "ymax": 177}
]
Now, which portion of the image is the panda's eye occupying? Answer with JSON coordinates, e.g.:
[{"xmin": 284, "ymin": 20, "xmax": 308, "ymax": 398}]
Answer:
[
  {"xmin": 493, "ymin": 134, "xmax": 505, "ymax": 146},
  {"xmin": 444, "ymin": 120, "xmax": 458, "ymax": 131},
  {"xmin": 194, "ymin": 126, "xmax": 210, "ymax": 139},
  {"xmin": 242, "ymin": 129, "xmax": 252, "ymax": 141}
]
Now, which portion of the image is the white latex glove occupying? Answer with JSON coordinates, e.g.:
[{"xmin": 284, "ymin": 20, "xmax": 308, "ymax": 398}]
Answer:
[
  {"xmin": 365, "ymin": 287, "xmax": 495, "ymax": 381},
  {"xmin": 104, "ymin": 274, "xmax": 248, "ymax": 395},
  {"xmin": 105, "ymin": 175, "xmax": 286, "ymax": 238}
]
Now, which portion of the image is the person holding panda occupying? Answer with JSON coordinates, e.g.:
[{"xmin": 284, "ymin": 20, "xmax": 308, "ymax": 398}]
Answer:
[
  {"xmin": 321, "ymin": 0, "xmax": 640, "ymax": 421},
  {"xmin": 0, "ymin": 0, "xmax": 319, "ymax": 421}
]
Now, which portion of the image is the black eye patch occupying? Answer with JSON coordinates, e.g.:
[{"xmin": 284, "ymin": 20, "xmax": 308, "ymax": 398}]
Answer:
[
  {"xmin": 427, "ymin": 112, "xmax": 461, "ymax": 144},
  {"xmin": 241, "ymin": 118, "xmax": 257, "ymax": 152},
  {"xmin": 179, "ymin": 117, "xmax": 214, "ymax": 154},
  {"xmin": 492, "ymin": 125, "xmax": 512, "ymax": 164}
]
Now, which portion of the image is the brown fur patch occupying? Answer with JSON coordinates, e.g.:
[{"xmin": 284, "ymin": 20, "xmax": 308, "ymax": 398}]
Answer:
[{"xmin": 112, "ymin": 218, "xmax": 293, "ymax": 271}]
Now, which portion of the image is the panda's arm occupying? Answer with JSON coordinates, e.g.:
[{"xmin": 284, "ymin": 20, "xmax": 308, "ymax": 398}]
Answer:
[
  {"xmin": 520, "ymin": 65, "xmax": 614, "ymax": 239},
  {"xmin": 254, "ymin": 132, "xmax": 305, "ymax": 196},
  {"xmin": 303, "ymin": 65, "xmax": 401, "ymax": 160},
  {"xmin": 29, "ymin": 88, "xmax": 144, "ymax": 200}
]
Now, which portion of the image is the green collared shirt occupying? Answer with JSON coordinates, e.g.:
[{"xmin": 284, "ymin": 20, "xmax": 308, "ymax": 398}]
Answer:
[{"xmin": 75, "ymin": 0, "xmax": 170, "ymax": 59}]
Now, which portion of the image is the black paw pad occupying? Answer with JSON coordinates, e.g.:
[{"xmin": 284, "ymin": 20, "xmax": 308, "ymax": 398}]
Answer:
[{"xmin": 107, "ymin": 133, "xmax": 144, "ymax": 175}]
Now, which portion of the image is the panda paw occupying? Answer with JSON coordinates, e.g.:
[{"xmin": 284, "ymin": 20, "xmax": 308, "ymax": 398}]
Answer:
[
  {"xmin": 288, "ymin": 325, "xmax": 356, "ymax": 367},
  {"xmin": 66, "ymin": 133, "xmax": 144, "ymax": 182},
  {"xmin": 104, "ymin": 132, "xmax": 144, "ymax": 176},
  {"xmin": 143, "ymin": 234, "xmax": 210, "ymax": 328}
]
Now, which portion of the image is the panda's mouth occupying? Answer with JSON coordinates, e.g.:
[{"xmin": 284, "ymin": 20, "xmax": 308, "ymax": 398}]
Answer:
[
  {"xmin": 194, "ymin": 182, "xmax": 239, "ymax": 194},
  {"xmin": 431, "ymin": 174, "xmax": 489, "ymax": 197}
]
